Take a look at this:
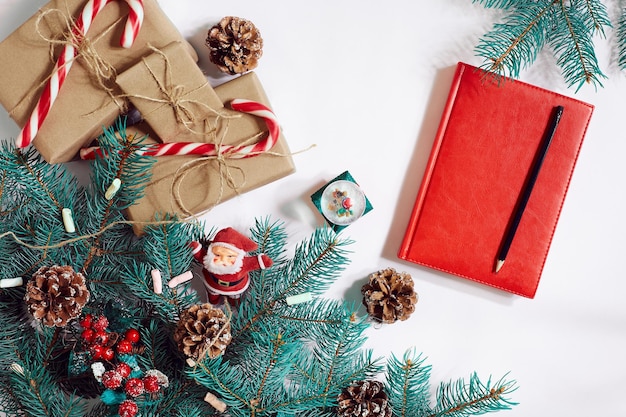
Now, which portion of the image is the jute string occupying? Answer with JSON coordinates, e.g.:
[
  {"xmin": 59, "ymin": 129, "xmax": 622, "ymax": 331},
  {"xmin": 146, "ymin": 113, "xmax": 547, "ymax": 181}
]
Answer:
[
  {"xmin": 20, "ymin": 7, "xmax": 129, "ymax": 116},
  {"xmin": 124, "ymin": 45, "xmax": 236, "ymax": 136},
  {"xmin": 156, "ymin": 117, "xmax": 314, "ymax": 220},
  {"xmin": 0, "ymin": 218, "xmax": 201, "ymax": 253}
]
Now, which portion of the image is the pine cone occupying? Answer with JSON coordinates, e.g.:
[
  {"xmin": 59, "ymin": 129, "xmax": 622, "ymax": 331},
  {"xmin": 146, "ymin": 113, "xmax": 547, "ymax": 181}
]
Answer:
[
  {"xmin": 361, "ymin": 268, "xmax": 417, "ymax": 324},
  {"xmin": 173, "ymin": 303, "xmax": 232, "ymax": 360},
  {"xmin": 25, "ymin": 265, "xmax": 90, "ymax": 327},
  {"xmin": 206, "ymin": 16, "xmax": 263, "ymax": 75},
  {"xmin": 337, "ymin": 380, "xmax": 392, "ymax": 417}
]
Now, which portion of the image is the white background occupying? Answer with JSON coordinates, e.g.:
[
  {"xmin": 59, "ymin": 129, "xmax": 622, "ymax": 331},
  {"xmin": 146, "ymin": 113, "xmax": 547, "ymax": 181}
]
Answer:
[{"xmin": 1, "ymin": 1, "xmax": 625, "ymax": 416}]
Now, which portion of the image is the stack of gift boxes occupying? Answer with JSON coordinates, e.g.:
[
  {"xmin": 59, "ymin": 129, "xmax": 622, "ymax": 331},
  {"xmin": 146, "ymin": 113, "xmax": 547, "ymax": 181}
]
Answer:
[{"xmin": 0, "ymin": 0, "xmax": 295, "ymax": 233}]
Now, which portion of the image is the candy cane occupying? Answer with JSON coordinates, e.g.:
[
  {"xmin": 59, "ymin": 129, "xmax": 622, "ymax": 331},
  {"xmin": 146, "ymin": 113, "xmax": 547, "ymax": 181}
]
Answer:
[
  {"xmin": 80, "ymin": 99, "xmax": 281, "ymax": 160},
  {"xmin": 15, "ymin": 0, "xmax": 144, "ymax": 149}
]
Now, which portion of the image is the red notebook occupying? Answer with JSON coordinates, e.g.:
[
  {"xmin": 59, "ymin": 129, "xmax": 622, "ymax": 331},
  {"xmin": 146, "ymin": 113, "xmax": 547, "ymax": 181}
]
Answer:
[{"xmin": 397, "ymin": 62, "xmax": 594, "ymax": 298}]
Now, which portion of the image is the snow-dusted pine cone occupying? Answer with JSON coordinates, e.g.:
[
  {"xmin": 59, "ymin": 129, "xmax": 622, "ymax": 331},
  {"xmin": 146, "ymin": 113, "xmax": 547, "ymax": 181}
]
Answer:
[
  {"xmin": 205, "ymin": 16, "xmax": 263, "ymax": 75},
  {"xmin": 337, "ymin": 380, "xmax": 392, "ymax": 417},
  {"xmin": 173, "ymin": 303, "xmax": 232, "ymax": 360},
  {"xmin": 24, "ymin": 265, "xmax": 90, "ymax": 327},
  {"xmin": 361, "ymin": 268, "xmax": 417, "ymax": 324}
]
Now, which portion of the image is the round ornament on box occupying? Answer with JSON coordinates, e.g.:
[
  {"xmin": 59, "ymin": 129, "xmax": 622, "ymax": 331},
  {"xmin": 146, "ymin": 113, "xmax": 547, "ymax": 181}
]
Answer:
[
  {"xmin": 320, "ymin": 180, "xmax": 367, "ymax": 226},
  {"xmin": 361, "ymin": 268, "xmax": 418, "ymax": 324}
]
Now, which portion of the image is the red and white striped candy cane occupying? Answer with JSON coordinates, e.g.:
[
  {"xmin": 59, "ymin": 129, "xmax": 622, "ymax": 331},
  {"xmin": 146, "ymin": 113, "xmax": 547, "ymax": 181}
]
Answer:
[
  {"xmin": 15, "ymin": 0, "xmax": 144, "ymax": 149},
  {"xmin": 79, "ymin": 99, "xmax": 281, "ymax": 160}
]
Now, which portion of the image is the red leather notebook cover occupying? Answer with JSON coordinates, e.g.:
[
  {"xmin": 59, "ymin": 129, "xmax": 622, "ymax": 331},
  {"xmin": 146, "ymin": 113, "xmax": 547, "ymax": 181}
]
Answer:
[{"xmin": 398, "ymin": 62, "xmax": 594, "ymax": 298}]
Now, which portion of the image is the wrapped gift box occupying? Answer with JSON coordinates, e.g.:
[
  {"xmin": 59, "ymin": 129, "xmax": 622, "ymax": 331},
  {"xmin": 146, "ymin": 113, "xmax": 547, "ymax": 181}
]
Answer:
[
  {"xmin": 116, "ymin": 41, "xmax": 224, "ymax": 143},
  {"xmin": 126, "ymin": 72, "xmax": 296, "ymax": 234},
  {"xmin": 0, "ymin": 0, "xmax": 197, "ymax": 163}
]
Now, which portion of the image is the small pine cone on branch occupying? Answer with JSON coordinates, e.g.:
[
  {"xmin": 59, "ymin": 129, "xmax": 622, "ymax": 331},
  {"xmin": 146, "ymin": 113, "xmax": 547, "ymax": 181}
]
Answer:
[
  {"xmin": 206, "ymin": 16, "xmax": 263, "ymax": 75},
  {"xmin": 337, "ymin": 380, "xmax": 392, "ymax": 417},
  {"xmin": 173, "ymin": 303, "xmax": 232, "ymax": 360},
  {"xmin": 361, "ymin": 268, "xmax": 417, "ymax": 324},
  {"xmin": 24, "ymin": 265, "xmax": 90, "ymax": 327}
]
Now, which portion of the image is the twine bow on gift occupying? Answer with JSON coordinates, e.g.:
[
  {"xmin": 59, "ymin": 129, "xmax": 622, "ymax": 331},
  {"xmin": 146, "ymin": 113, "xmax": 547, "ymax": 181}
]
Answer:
[
  {"xmin": 126, "ymin": 45, "xmax": 234, "ymax": 135},
  {"xmin": 15, "ymin": 0, "xmax": 145, "ymax": 149},
  {"xmin": 169, "ymin": 118, "xmax": 258, "ymax": 217}
]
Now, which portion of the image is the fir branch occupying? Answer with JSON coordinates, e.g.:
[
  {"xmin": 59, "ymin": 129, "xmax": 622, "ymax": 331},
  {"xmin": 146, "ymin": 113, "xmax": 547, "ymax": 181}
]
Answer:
[
  {"xmin": 472, "ymin": 0, "xmax": 518, "ymax": 8},
  {"xmin": 0, "ymin": 290, "xmax": 31, "ymax": 370},
  {"xmin": 137, "ymin": 217, "xmax": 203, "ymax": 318},
  {"xmin": 0, "ymin": 130, "xmax": 520, "ymax": 417},
  {"xmin": 317, "ymin": 313, "xmax": 371, "ymax": 394},
  {"xmin": 83, "ymin": 402, "xmax": 109, "ymax": 417},
  {"xmin": 572, "ymin": 0, "xmax": 611, "ymax": 37},
  {"xmin": 236, "ymin": 227, "xmax": 353, "ymax": 336},
  {"xmin": 8, "ymin": 358, "xmax": 86, "ymax": 417},
  {"xmin": 82, "ymin": 119, "xmax": 155, "ymax": 273},
  {"xmin": 0, "ymin": 145, "xmax": 86, "ymax": 273},
  {"xmin": 0, "ymin": 378, "xmax": 22, "ymax": 417},
  {"xmin": 250, "ymin": 217, "xmax": 289, "ymax": 264},
  {"xmin": 618, "ymin": 9, "xmax": 626, "ymax": 68},
  {"xmin": 136, "ymin": 317, "xmax": 187, "ymax": 383},
  {"xmin": 281, "ymin": 310, "xmax": 381, "ymax": 413},
  {"xmin": 120, "ymin": 261, "xmax": 179, "ymax": 318},
  {"xmin": 255, "ymin": 333, "xmax": 285, "ymax": 399},
  {"xmin": 473, "ymin": 0, "xmax": 610, "ymax": 89},
  {"xmin": 88, "ymin": 119, "xmax": 156, "ymax": 211},
  {"xmin": 278, "ymin": 227, "xmax": 353, "ymax": 298},
  {"xmin": 549, "ymin": 0, "xmax": 606, "ymax": 90},
  {"xmin": 385, "ymin": 349, "xmax": 433, "ymax": 417},
  {"xmin": 278, "ymin": 298, "xmax": 352, "ymax": 330},
  {"xmin": 10, "ymin": 148, "xmax": 70, "ymax": 212},
  {"xmin": 138, "ymin": 379, "xmax": 215, "ymax": 417},
  {"xmin": 186, "ymin": 356, "xmax": 253, "ymax": 414},
  {"xmin": 475, "ymin": 0, "xmax": 553, "ymax": 77},
  {"xmin": 429, "ymin": 373, "xmax": 518, "ymax": 417}
]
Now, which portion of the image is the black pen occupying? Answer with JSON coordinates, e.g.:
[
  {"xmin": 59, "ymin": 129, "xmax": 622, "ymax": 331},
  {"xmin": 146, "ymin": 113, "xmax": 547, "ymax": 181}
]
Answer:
[{"xmin": 495, "ymin": 105, "xmax": 564, "ymax": 273}]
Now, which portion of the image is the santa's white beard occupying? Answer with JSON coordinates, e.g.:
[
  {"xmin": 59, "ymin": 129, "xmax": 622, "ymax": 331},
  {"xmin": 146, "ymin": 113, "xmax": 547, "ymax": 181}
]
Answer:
[{"xmin": 204, "ymin": 253, "xmax": 244, "ymax": 275}]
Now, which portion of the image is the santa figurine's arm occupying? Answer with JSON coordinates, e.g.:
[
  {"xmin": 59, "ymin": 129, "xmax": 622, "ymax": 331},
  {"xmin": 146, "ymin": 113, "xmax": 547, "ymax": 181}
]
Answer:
[
  {"xmin": 243, "ymin": 254, "xmax": 273, "ymax": 272},
  {"xmin": 189, "ymin": 241, "xmax": 207, "ymax": 263}
]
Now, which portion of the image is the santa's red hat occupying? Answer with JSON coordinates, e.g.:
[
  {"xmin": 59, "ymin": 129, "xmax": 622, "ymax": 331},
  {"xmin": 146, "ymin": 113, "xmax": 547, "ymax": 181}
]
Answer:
[{"xmin": 210, "ymin": 227, "xmax": 258, "ymax": 254}]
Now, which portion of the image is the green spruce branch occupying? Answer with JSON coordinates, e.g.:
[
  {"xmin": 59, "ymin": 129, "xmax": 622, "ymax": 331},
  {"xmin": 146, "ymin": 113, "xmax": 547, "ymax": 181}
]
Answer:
[
  {"xmin": 430, "ymin": 373, "xmax": 518, "ymax": 416},
  {"xmin": 473, "ymin": 0, "xmax": 614, "ymax": 90},
  {"xmin": 0, "ymin": 118, "xmax": 518, "ymax": 416}
]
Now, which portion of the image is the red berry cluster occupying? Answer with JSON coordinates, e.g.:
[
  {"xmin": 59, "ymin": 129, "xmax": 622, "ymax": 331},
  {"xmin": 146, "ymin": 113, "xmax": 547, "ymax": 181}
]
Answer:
[
  {"xmin": 79, "ymin": 314, "xmax": 168, "ymax": 417},
  {"xmin": 80, "ymin": 314, "xmax": 141, "ymax": 361},
  {"xmin": 104, "ymin": 372, "xmax": 166, "ymax": 417},
  {"xmin": 118, "ymin": 399, "xmax": 138, "ymax": 417}
]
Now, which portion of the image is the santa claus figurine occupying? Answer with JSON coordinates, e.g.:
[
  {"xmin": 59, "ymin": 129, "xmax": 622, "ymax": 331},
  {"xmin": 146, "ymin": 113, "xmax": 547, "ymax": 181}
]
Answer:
[{"xmin": 190, "ymin": 227, "xmax": 273, "ymax": 304}]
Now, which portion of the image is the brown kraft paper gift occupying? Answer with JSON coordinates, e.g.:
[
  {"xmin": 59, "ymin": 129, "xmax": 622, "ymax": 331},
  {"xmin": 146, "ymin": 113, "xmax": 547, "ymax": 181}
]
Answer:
[
  {"xmin": 125, "ymin": 72, "xmax": 296, "ymax": 234},
  {"xmin": 116, "ymin": 41, "xmax": 224, "ymax": 143},
  {"xmin": 0, "ymin": 0, "xmax": 197, "ymax": 163}
]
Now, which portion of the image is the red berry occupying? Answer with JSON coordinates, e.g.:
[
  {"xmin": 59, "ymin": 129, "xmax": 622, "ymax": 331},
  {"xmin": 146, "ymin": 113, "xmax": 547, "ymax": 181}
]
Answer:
[
  {"xmin": 143, "ymin": 375, "xmax": 160, "ymax": 394},
  {"xmin": 116, "ymin": 339, "xmax": 133, "ymax": 355},
  {"xmin": 93, "ymin": 330, "xmax": 109, "ymax": 345},
  {"xmin": 124, "ymin": 328, "xmax": 141, "ymax": 344},
  {"xmin": 92, "ymin": 316, "xmax": 109, "ymax": 332},
  {"xmin": 81, "ymin": 328, "xmax": 95, "ymax": 344},
  {"xmin": 102, "ymin": 347, "xmax": 115, "ymax": 361},
  {"xmin": 124, "ymin": 378, "xmax": 144, "ymax": 397},
  {"xmin": 91, "ymin": 345, "xmax": 104, "ymax": 360},
  {"xmin": 115, "ymin": 363, "xmax": 131, "ymax": 379},
  {"xmin": 79, "ymin": 314, "xmax": 93, "ymax": 329},
  {"xmin": 101, "ymin": 370, "xmax": 123, "ymax": 389},
  {"xmin": 118, "ymin": 399, "xmax": 138, "ymax": 417}
]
